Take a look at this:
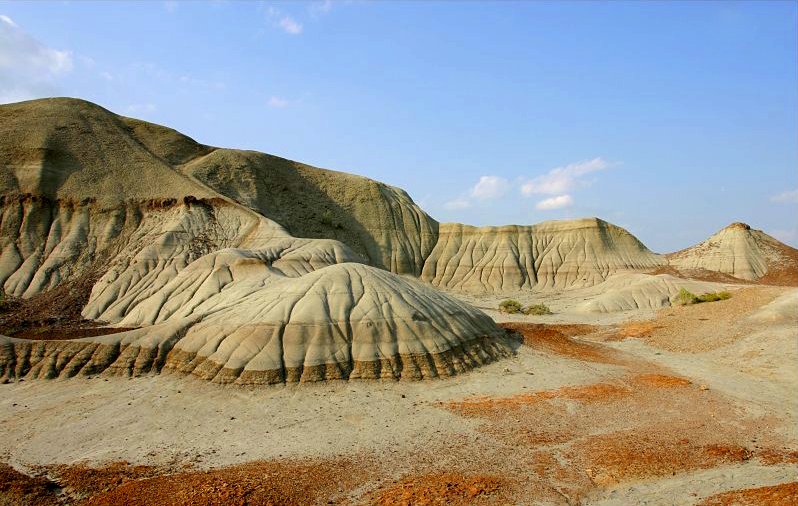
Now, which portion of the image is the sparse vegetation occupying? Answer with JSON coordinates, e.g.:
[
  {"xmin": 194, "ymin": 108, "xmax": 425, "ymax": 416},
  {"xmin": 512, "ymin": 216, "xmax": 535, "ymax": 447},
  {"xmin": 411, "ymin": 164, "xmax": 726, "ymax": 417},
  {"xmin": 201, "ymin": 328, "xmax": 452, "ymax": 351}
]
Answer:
[
  {"xmin": 675, "ymin": 288, "xmax": 731, "ymax": 305},
  {"xmin": 498, "ymin": 299, "xmax": 523, "ymax": 314},
  {"xmin": 498, "ymin": 300, "xmax": 553, "ymax": 315},
  {"xmin": 676, "ymin": 288, "xmax": 697, "ymax": 305},
  {"xmin": 522, "ymin": 303, "xmax": 553, "ymax": 315},
  {"xmin": 695, "ymin": 291, "xmax": 732, "ymax": 303}
]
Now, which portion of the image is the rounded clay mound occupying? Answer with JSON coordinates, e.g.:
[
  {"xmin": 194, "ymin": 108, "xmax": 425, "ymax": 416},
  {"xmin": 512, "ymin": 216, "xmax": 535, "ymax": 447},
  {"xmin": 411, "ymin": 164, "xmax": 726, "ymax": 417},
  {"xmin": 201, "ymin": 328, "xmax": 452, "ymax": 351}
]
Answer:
[{"xmin": 0, "ymin": 263, "xmax": 513, "ymax": 384}]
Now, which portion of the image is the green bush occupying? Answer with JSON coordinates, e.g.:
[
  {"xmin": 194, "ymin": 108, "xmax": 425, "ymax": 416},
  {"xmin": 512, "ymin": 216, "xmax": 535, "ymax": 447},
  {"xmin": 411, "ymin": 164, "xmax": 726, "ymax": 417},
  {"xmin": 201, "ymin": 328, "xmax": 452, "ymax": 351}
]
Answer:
[
  {"xmin": 676, "ymin": 288, "xmax": 697, "ymax": 305},
  {"xmin": 498, "ymin": 299, "xmax": 523, "ymax": 314},
  {"xmin": 695, "ymin": 291, "xmax": 732, "ymax": 303},
  {"xmin": 523, "ymin": 303, "xmax": 552, "ymax": 315},
  {"xmin": 675, "ymin": 288, "xmax": 731, "ymax": 305}
]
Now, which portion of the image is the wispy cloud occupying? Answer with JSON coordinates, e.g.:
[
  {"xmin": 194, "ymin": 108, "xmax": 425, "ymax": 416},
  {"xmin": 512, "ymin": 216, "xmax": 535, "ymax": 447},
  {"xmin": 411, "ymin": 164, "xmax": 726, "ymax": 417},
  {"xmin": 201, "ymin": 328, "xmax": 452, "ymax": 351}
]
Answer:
[
  {"xmin": 263, "ymin": 6, "xmax": 303, "ymax": 35},
  {"xmin": 521, "ymin": 158, "xmax": 609, "ymax": 196},
  {"xmin": 443, "ymin": 197, "xmax": 472, "ymax": 211},
  {"xmin": 470, "ymin": 176, "xmax": 509, "ymax": 200},
  {"xmin": 309, "ymin": 0, "xmax": 333, "ymax": 18},
  {"xmin": 535, "ymin": 194, "xmax": 573, "ymax": 210},
  {"xmin": 267, "ymin": 96, "xmax": 289, "ymax": 108},
  {"xmin": 0, "ymin": 14, "xmax": 73, "ymax": 103},
  {"xmin": 770, "ymin": 188, "xmax": 798, "ymax": 204},
  {"xmin": 163, "ymin": 1, "xmax": 178, "ymax": 13},
  {"xmin": 278, "ymin": 16, "xmax": 303, "ymax": 35}
]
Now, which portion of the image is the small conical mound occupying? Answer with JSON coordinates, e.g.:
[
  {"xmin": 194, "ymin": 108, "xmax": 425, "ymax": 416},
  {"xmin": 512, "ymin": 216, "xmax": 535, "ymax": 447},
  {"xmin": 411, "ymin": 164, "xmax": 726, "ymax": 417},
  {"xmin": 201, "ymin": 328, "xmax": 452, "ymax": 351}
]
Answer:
[{"xmin": 667, "ymin": 223, "xmax": 798, "ymax": 285}]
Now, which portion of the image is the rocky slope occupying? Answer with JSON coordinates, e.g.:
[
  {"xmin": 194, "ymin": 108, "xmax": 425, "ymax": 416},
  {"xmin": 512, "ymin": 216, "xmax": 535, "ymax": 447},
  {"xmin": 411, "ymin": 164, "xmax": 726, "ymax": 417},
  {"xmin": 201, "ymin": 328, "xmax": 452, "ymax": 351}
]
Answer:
[
  {"xmin": 668, "ymin": 222, "xmax": 798, "ymax": 285},
  {"xmin": 0, "ymin": 97, "xmax": 506, "ymax": 384},
  {"xmin": 420, "ymin": 219, "xmax": 665, "ymax": 293}
]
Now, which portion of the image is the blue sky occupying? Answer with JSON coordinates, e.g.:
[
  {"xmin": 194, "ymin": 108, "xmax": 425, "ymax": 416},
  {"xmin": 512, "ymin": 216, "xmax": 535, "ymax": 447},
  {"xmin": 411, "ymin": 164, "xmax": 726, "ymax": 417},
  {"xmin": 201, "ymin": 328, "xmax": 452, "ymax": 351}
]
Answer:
[{"xmin": 1, "ymin": 1, "xmax": 796, "ymax": 251}]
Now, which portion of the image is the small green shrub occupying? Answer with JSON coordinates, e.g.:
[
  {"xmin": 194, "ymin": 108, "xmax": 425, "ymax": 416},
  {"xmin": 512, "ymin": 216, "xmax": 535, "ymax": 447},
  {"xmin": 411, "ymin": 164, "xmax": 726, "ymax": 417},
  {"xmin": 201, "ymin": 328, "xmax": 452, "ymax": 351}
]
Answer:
[
  {"xmin": 676, "ymin": 288, "xmax": 731, "ymax": 305},
  {"xmin": 676, "ymin": 288, "xmax": 697, "ymax": 305},
  {"xmin": 498, "ymin": 299, "xmax": 523, "ymax": 314},
  {"xmin": 523, "ymin": 303, "xmax": 553, "ymax": 315},
  {"xmin": 320, "ymin": 209, "xmax": 335, "ymax": 227},
  {"xmin": 695, "ymin": 291, "xmax": 732, "ymax": 303}
]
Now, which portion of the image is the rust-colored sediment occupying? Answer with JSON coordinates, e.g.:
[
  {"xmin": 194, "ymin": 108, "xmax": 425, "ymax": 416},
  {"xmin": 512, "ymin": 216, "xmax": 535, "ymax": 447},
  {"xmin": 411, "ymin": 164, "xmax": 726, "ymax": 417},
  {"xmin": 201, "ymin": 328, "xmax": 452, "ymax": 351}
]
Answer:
[
  {"xmin": 697, "ymin": 481, "xmax": 798, "ymax": 506},
  {"xmin": 500, "ymin": 322, "xmax": 623, "ymax": 364},
  {"xmin": 76, "ymin": 458, "xmax": 366, "ymax": 506},
  {"xmin": 370, "ymin": 473, "xmax": 507, "ymax": 506}
]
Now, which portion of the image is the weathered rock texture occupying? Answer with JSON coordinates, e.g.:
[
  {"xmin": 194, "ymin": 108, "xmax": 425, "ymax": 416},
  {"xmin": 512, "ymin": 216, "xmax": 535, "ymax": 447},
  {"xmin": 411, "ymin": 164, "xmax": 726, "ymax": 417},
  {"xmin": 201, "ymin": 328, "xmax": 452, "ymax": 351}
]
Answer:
[
  {"xmin": 0, "ymin": 263, "xmax": 512, "ymax": 383},
  {"xmin": 2, "ymin": 97, "xmax": 795, "ymax": 384},
  {"xmin": 0, "ymin": 98, "xmax": 508, "ymax": 384},
  {"xmin": 421, "ymin": 219, "xmax": 666, "ymax": 293},
  {"xmin": 668, "ymin": 222, "xmax": 798, "ymax": 285}
]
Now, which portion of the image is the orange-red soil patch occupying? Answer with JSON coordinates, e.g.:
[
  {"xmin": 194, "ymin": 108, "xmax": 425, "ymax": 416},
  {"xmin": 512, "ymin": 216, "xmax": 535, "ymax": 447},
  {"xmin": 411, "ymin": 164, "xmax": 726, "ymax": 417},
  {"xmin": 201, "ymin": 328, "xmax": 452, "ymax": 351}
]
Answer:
[
  {"xmin": 371, "ymin": 472, "xmax": 507, "ymax": 506},
  {"xmin": 47, "ymin": 461, "xmax": 159, "ymax": 496},
  {"xmin": 79, "ymin": 458, "xmax": 367, "ymax": 506},
  {"xmin": 697, "ymin": 481, "xmax": 798, "ymax": 506},
  {"xmin": 500, "ymin": 322, "xmax": 623, "ymax": 364},
  {"xmin": 571, "ymin": 434, "xmax": 752, "ymax": 482},
  {"xmin": 444, "ymin": 382, "xmax": 632, "ymax": 417},
  {"xmin": 630, "ymin": 373, "xmax": 692, "ymax": 388},
  {"xmin": 616, "ymin": 321, "xmax": 662, "ymax": 339},
  {"xmin": 756, "ymin": 448, "xmax": 798, "ymax": 466},
  {"xmin": 0, "ymin": 464, "xmax": 59, "ymax": 506}
]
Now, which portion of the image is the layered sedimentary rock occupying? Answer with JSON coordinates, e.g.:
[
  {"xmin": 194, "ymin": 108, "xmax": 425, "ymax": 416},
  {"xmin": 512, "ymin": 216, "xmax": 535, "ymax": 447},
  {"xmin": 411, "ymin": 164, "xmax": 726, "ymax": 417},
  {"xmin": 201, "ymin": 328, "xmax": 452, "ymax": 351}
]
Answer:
[
  {"xmin": 0, "ymin": 97, "xmax": 436, "ymax": 288},
  {"xmin": 1, "ymin": 263, "xmax": 512, "ymax": 383},
  {"xmin": 0, "ymin": 98, "xmax": 509, "ymax": 384},
  {"xmin": 668, "ymin": 223, "xmax": 798, "ymax": 285},
  {"xmin": 421, "ymin": 219, "xmax": 665, "ymax": 293},
  {"xmin": 181, "ymin": 149, "xmax": 438, "ymax": 276}
]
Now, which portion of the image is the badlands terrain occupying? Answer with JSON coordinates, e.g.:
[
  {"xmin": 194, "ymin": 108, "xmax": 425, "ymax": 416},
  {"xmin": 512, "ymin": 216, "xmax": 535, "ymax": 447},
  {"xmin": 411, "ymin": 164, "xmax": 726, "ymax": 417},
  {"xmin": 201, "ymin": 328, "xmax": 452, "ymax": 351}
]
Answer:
[{"xmin": 1, "ymin": 98, "xmax": 797, "ymax": 505}]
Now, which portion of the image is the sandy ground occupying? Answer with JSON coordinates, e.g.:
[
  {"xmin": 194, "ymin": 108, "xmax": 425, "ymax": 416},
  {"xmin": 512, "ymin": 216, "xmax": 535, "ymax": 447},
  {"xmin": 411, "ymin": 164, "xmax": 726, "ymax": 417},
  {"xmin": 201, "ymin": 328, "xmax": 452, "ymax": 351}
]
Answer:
[{"xmin": 1, "ymin": 286, "xmax": 796, "ymax": 505}]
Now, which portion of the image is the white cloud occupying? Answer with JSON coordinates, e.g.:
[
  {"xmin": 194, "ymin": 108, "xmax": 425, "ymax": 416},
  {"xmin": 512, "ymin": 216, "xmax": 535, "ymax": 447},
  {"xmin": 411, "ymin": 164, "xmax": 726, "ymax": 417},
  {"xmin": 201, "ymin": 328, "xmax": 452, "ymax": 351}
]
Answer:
[
  {"xmin": 100, "ymin": 71, "xmax": 113, "ymax": 81},
  {"xmin": 309, "ymin": 0, "xmax": 333, "ymax": 17},
  {"xmin": 0, "ymin": 14, "xmax": 73, "ymax": 103},
  {"xmin": 267, "ymin": 96, "xmax": 289, "ymax": 108},
  {"xmin": 770, "ymin": 188, "xmax": 798, "ymax": 204},
  {"xmin": 263, "ymin": 5, "xmax": 305, "ymax": 35},
  {"xmin": 0, "ymin": 15, "xmax": 17, "ymax": 27},
  {"xmin": 521, "ymin": 158, "xmax": 609, "ymax": 196},
  {"xmin": 279, "ymin": 16, "xmax": 303, "ymax": 34},
  {"xmin": 443, "ymin": 197, "xmax": 471, "ymax": 210},
  {"xmin": 535, "ymin": 194, "xmax": 574, "ymax": 210},
  {"xmin": 470, "ymin": 176, "xmax": 509, "ymax": 200}
]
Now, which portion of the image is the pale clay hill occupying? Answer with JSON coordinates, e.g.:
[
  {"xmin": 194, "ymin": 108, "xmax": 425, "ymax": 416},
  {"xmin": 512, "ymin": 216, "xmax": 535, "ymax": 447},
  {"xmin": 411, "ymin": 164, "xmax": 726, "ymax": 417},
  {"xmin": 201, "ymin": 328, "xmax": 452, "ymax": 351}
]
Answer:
[
  {"xmin": 668, "ymin": 222, "xmax": 798, "ymax": 285},
  {"xmin": 0, "ymin": 97, "xmax": 796, "ymax": 385}
]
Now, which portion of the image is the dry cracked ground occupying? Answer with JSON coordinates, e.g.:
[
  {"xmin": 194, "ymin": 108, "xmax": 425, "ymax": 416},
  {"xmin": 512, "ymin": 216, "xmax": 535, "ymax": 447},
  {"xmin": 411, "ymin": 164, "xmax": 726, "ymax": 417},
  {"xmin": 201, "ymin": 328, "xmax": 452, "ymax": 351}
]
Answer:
[{"xmin": 1, "ymin": 286, "xmax": 796, "ymax": 505}]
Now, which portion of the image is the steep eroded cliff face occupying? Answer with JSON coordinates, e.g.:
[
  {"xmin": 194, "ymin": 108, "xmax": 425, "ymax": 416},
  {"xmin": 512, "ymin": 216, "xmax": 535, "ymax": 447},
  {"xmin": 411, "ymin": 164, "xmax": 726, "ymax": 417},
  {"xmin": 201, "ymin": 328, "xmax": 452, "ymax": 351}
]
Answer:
[{"xmin": 421, "ymin": 218, "xmax": 666, "ymax": 293}]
